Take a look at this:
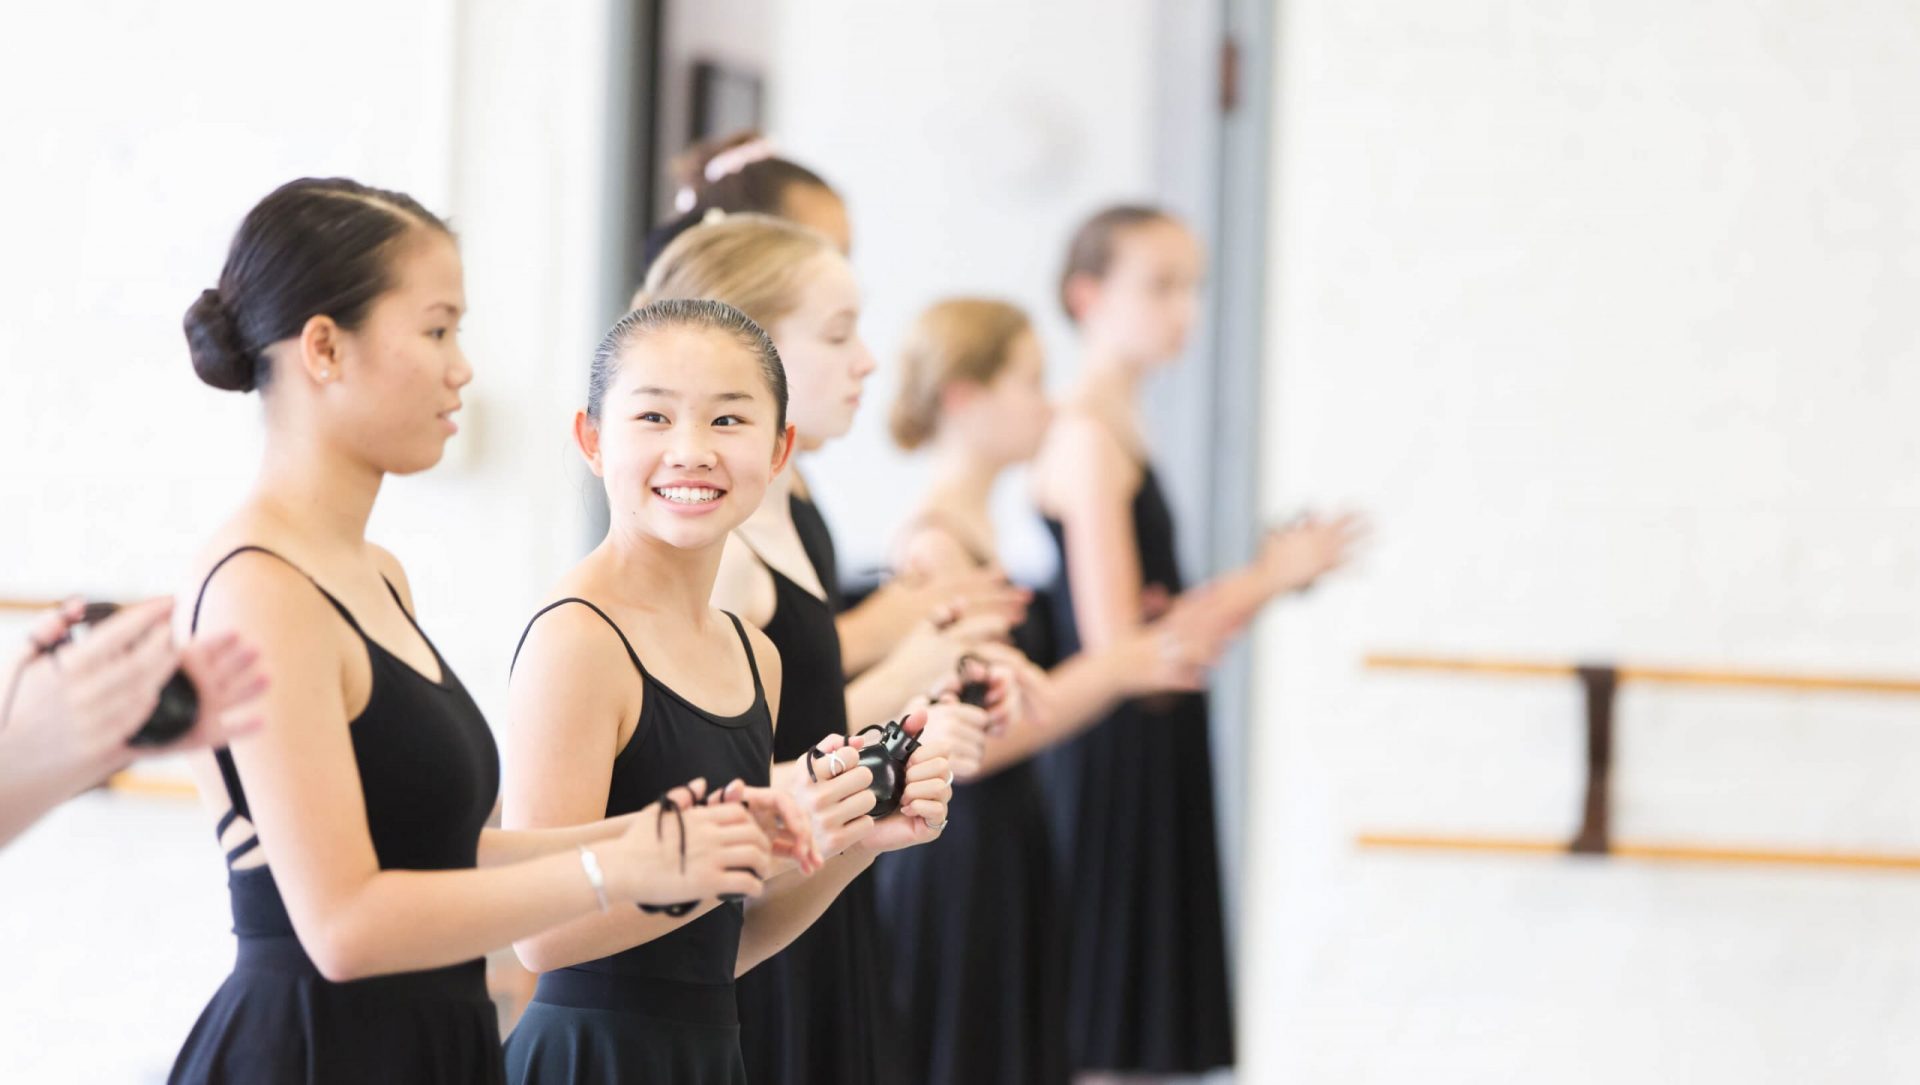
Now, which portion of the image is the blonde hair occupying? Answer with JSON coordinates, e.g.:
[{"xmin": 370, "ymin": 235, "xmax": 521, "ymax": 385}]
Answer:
[
  {"xmin": 635, "ymin": 212, "xmax": 838, "ymax": 332},
  {"xmin": 889, "ymin": 298, "xmax": 1033, "ymax": 450}
]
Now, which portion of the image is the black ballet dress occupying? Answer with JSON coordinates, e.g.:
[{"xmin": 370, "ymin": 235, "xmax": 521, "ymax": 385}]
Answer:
[
  {"xmin": 1039, "ymin": 464, "xmax": 1237, "ymax": 1072},
  {"xmin": 503, "ymin": 601, "xmax": 772, "ymax": 1085},
  {"xmin": 871, "ymin": 515, "xmax": 1070, "ymax": 1085},
  {"xmin": 733, "ymin": 491, "xmax": 901, "ymax": 1085},
  {"xmin": 169, "ymin": 546, "xmax": 505, "ymax": 1085}
]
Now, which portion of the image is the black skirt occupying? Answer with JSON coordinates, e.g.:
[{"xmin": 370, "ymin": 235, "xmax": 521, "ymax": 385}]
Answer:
[
  {"xmin": 874, "ymin": 762, "xmax": 1069, "ymax": 1085},
  {"xmin": 504, "ymin": 970, "xmax": 745, "ymax": 1085},
  {"xmin": 735, "ymin": 871, "xmax": 900, "ymax": 1085},
  {"xmin": 168, "ymin": 935, "xmax": 503, "ymax": 1085},
  {"xmin": 1037, "ymin": 690, "xmax": 1237, "ymax": 1073}
]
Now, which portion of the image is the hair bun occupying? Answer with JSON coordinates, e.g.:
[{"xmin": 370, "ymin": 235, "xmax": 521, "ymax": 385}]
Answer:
[{"xmin": 183, "ymin": 288, "xmax": 255, "ymax": 392}]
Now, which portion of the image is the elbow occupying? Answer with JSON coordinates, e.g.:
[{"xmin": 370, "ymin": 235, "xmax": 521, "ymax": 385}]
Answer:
[
  {"xmin": 305, "ymin": 927, "xmax": 378, "ymax": 984},
  {"xmin": 513, "ymin": 938, "xmax": 561, "ymax": 975}
]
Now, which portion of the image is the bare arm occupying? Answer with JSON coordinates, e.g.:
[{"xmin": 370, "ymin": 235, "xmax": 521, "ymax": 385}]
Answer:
[
  {"xmin": 736, "ymin": 849, "xmax": 873, "ymax": 975},
  {"xmin": 835, "ymin": 590, "xmax": 920, "ymax": 678},
  {"xmin": 1043, "ymin": 415, "xmax": 1149, "ymax": 653}
]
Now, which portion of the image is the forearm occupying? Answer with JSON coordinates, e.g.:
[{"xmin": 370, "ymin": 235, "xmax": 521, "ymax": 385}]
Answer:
[
  {"xmin": 835, "ymin": 592, "xmax": 912, "ymax": 678},
  {"xmin": 735, "ymin": 849, "xmax": 875, "ymax": 975},
  {"xmin": 299, "ymin": 848, "xmax": 605, "ymax": 982},
  {"xmin": 975, "ymin": 650, "xmax": 1129, "ymax": 776},
  {"xmin": 844, "ymin": 655, "xmax": 930, "ymax": 734},
  {"xmin": 844, "ymin": 636, "xmax": 949, "ymax": 732},
  {"xmin": 1192, "ymin": 561, "xmax": 1288, "ymax": 640},
  {"xmin": 514, "ymin": 896, "xmax": 723, "ymax": 973},
  {"xmin": 478, "ymin": 818, "xmax": 630, "ymax": 868},
  {"xmin": 0, "ymin": 736, "xmax": 125, "ymax": 849}
]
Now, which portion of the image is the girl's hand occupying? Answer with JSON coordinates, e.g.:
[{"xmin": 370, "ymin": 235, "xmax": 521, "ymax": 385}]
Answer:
[
  {"xmin": 851, "ymin": 712, "xmax": 953, "ymax": 855},
  {"xmin": 1259, "ymin": 511, "xmax": 1368, "ymax": 594},
  {"xmin": 730, "ymin": 781, "xmax": 822, "ymax": 875},
  {"xmin": 5, "ymin": 598, "xmax": 268, "ymax": 772},
  {"xmin": 785, "ymin": 734, "xmax": 880, "ymax": 859},
  {"xmin": 600, "ymin": 778, "xmax": 773, "ymax": 905}
]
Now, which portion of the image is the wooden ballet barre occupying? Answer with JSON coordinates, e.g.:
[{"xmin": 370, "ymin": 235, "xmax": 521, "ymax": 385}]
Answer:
[
  {"xmin": 0, "ymin": 596, "xmax": 73, "ymax": 614},
  {"xmin": 1365, "ymin": 652, "xmax": 1920, "ymax": 696},
  {"xmin": 1360, "ymin": 650, "xmax": 1920, "ymax": 869},
  {"xmin": 1355, "ymin": 833, "xmax": 1920, "ymax": 872}
]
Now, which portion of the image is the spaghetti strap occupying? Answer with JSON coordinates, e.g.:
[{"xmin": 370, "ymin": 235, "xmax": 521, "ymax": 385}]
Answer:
[
  {"xmin": 190, "ymin": 545, "xmax": 364, "ymax": 636},
  {"xmin": 511, "ymin": 597, "xmax": 647, "ymax": 679},
  {"xmin": 723, "ymin": 611, "xmax": 765, "ymax": 705}
]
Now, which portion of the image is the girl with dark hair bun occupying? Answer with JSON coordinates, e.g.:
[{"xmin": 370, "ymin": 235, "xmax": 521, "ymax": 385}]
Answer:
[
  {"xmin": 168, "ymin": 179, "xmax": 777, "ymax": 1085},
  {"xmin": 1033, "ymin": 206, "xmax": 1367, "ymax": 1077}
]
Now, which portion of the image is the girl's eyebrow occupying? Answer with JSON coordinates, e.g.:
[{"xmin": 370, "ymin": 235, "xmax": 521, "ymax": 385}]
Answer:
[{"xmin": 631, "ymin": 387, "xmax": 756, "ymax": 402}]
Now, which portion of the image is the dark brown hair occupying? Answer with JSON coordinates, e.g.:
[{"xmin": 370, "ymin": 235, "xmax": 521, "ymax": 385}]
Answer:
[
  {"xmin": 673, "ymin": 130, "xmax": 837, "ymax": 219},
  {"xmin": 588, "ymin": 298, "xmax": 788, "ymax": 433},
  {"xmin": 184, "ymin": 178, "xmax": 451, "ymax": 392}
]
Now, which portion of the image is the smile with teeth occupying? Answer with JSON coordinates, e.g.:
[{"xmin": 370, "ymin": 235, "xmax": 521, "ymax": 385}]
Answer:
[{"xmin": 654, "ymin": 485, "xmax": 725, "ymax": 505}]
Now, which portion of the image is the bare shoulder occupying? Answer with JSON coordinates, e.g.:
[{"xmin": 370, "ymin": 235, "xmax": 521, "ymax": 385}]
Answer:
[
  {"xmin": 189, "ymin": 544, "xmax": 340, "ymax": 647},
  {"xmin": 512, "ymin": 595, "xmax": 638, "ymax": 685},
  {"xmin": 1034, "ymin": 409, "xmax": 1141, "ymax": 517}
]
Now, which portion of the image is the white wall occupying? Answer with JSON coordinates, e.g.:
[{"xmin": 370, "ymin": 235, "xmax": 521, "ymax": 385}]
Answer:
[
  {"xmin": 1246, "ymin": 1, "xmax": 1920, "ymax": 1080},
  {"xmin": 764, "ymin": 0, "xmax": 1168, "ymax": 583},
  {"xmin": 0, "ymin": 2, "xmax": 616, "ymax": 1079}
]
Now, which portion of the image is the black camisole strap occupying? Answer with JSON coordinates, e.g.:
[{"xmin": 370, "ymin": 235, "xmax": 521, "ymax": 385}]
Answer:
[
  {"xmin": 513, "ymin": 599, "xmax": 766, "ymax": 716},
  {"xmin": 722, "ymin": 611, "xmax": 765, "ymax": 705},
  {"xmin": 189, "ymin": 545, "xmax": 365, "ymax": 638},
  {"xmin": 510, "ymin": 597, "xmax": 646, "ymax": 679}
]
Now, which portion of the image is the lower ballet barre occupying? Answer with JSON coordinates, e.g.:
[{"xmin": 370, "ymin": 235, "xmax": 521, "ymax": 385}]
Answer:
[{"xmin": 1360, "ymin": 652, "xmax": 1920, "ymax": 871}]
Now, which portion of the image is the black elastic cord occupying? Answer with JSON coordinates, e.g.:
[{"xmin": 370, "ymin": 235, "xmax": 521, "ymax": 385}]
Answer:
[{"xmin": 639, "ymin": 794, "xmax": 697, "ymax": 917}]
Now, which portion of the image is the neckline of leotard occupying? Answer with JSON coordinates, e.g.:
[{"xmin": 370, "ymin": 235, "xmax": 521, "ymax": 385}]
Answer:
[
  {"xmin": 190, "ymin": 544, "xmax": 455, "ymax": 692},
  {"xmin": 511, "ymin": 596, "xmax": 767, "ymax": 730}
]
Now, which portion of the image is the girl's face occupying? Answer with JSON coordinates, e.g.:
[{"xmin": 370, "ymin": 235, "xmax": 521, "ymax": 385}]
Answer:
[
  {"xmin": 765, "ymin": 252, "xmax": 876, "ymax": 448},
  {"xmin": 316, "ymin": 231, "xmax": 473, "ymax": 475},
  {"xmin": 580, "ymin": 326, "xmax": 794, "ymax": 552},
  {"xmin": 1076, "ymin": 219, "xmax": 1205, "ymax": 369},
  {"xmin": 944, "ymin": 328, "xmax": 1052, "ymax": 467}
]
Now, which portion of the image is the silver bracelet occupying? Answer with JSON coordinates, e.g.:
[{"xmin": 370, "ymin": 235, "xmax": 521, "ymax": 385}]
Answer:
[{"xmin": 577, "ymin": 845, "xmax": 610, "ymax": 912}]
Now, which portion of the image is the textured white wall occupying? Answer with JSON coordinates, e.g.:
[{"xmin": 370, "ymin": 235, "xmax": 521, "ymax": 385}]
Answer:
[{"xmin": 1244, "ymin": 1, "xmax": 1920, "ymax": 1080}]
